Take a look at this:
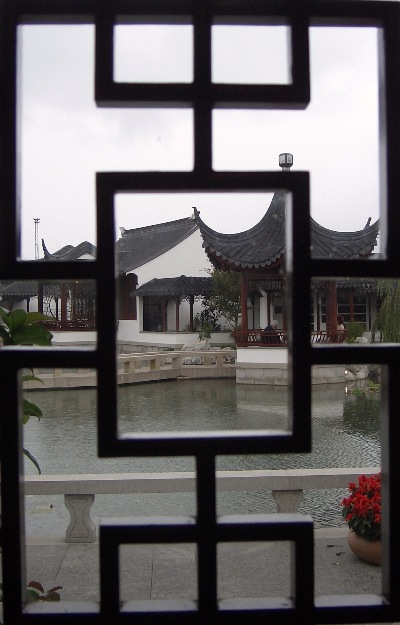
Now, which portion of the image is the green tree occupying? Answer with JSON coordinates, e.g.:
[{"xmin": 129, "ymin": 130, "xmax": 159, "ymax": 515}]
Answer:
[
  {"xmin": 198, "ymin": 270, "xmax": 241, "ymax": 337},
  {"xmin": 0, "ymin": 307, "xmax": 53, "ymax": 472},
  {"xmin": 372, "ymin": 280, "xmax": 400, "ymax": 342}
]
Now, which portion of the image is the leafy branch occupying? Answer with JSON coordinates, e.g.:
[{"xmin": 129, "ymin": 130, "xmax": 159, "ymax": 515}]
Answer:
[
  {"xmin": 0, "ymin": 308, "xmax": 53, "ymax": 346},
  {"xmin": 0, "ymin": 307, "xmax": 53, "ymax": 473}
]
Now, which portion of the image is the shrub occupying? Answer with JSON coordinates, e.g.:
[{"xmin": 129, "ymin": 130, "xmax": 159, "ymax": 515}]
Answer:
[{"xmin": 344, "ymin": 321, "xmax": 365, "ymax": 343}]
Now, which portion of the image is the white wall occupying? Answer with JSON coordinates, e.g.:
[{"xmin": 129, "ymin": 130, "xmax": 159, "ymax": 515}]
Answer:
[
  {"xmin": 118, "ymin": 330, "xmax": 234, "ymax": 350},
  {"xmin": 133, "ymin": 230, "xmax": 211, "ymax": 286},
  {"xmin": 51, "ymin": 331, "xmax": 97, "ymax": 347},
  {"xmin": 119, "ymin": 229, "xmax": 213, "ymax": 342},
  {"xmin": 237, "ymin": 346, "xmax": 288, "ymax": 364},
  {"xmin": 118, "ymin": 320, "xmax": 138, "ymax": 342}
]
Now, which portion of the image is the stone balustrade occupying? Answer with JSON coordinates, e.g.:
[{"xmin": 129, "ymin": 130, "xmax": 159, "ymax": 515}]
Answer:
[
  {"xmin": 24, "ymin": 467, "xmax": 379, "ymax": 543},
  {"xmin": 23, "ymin": 350, "xmax": 237, "ymax": 389}
]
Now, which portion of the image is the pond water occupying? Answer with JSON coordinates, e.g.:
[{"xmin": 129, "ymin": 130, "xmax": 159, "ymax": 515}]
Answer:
[{"xmin": 23, "ymin": 379, "xmax": 381, "ymax": 533}]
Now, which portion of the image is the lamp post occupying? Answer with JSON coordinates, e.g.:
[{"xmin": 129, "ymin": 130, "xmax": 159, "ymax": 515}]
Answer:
[{"xmin": 279, "ymin": 153, "xmax": 293, "ymax": 171}]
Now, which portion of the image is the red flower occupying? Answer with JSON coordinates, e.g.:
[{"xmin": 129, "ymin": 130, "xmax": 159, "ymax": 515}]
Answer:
[{"xmin": 341, "ymin": 472, "xmax": 381, "ymax": 541}]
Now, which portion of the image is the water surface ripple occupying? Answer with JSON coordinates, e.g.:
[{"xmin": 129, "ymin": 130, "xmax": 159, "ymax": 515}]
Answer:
[{"xmin": 23, "ymin": 380, "xmax": 380, "ymax": 530}]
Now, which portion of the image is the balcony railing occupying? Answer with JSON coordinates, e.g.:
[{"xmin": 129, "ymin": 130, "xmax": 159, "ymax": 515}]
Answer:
[
  {"xmin": 45, "ymin": 319, "xmax": 96, "ymax": 331},
  {"xmin": 233, "ymin": 330, "xmax": 346, "ymax": 347}
]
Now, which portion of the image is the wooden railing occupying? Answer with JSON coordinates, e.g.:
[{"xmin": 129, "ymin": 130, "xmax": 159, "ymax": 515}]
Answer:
[
  {"xmin": 233, "ymin": 330, "xmax": 287, "ymax": 346},
  {"xmin": 233, "ymin": 330, "xmax": 346, "ymax": 347},
  {"xmin": 311, "ymin": 330, "xmax": 347, "ymax": 344},
  {"xmin": 45, "ymin": 319, "xmax": 96, "ymax": 331}
]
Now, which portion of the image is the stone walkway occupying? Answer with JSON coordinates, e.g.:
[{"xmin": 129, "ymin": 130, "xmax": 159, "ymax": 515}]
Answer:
[{"xmin": 24, "ymin": 527, "xmax": 393, "ymax": 623}]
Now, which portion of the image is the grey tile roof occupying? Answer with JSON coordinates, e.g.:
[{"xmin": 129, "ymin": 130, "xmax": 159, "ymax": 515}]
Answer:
[
  {"xmin": 0, "ymin": 281, "xmax": 38, "ymax": 297},
  {"xmin": 42, "ymin": 240, "xmax": 96, "ymax": 260},
  {"xmin": 194, "ymin": 192, "xmax": 379, "ymax": 269},
  {"xmin": 135, "ymin": 276, "xmax": 213, "ymax": 298},
  {"xmin": 0, "ymin": 282, "xmax": 65, "ymax": 298},
  {"xmin": 117, "ymin": 217, "xmax": 198, "ymax": 273}
]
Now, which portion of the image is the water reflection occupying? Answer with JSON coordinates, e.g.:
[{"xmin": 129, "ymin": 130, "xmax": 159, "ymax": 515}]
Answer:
[
  {"xmin": 23, "ymin": 380, "xmax": 381, "ymax": 473},
  {"xmin": 342, "ymin": 393, "xmax": 380, "ymax": 437}
]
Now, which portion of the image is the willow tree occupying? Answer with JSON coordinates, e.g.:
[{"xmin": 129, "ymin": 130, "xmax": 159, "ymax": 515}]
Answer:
[{"xmin": 373, "ymin": 280, "xmax": 400, "ymax": 342}]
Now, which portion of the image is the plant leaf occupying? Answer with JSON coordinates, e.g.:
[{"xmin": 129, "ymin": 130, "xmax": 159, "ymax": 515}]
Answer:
[
  {"xmin": 22, "ymin": 373, "xmax": 44, "ymax": 385},
  {"xmin": 25, "ymin": 312, "xmax": 55, "ymax": 324},
  {"xmin": 0, "ymin": 325, "xmax": 10, "ymax": 343},
  {"xmin": 0, "ymin": 306, "xmax": 11, "ymax": 328},
  {"xmin": 45, "ymin": 590, "xmax": 62, "ymax": 601},
  {"xmin": 6, "ymin": 308, "xmax": 28, "ymax": 331},
  {"xmin": 12, "ymin": 325, "xmax": 53, "ymax": 346},
  {"xmin": 23, "ymin": 448, "xmax": 41, "ymax": 474},
  {"xmin": 28, "ymin": 581, "xmax": 45, "ymax": 593},
  {"xmin": 26, "ymin": 589, "xmax": 40, "ymax": 603},
  {"xmin": 23, "ymin": 398, "xmax": 42, "ymax": 421}
]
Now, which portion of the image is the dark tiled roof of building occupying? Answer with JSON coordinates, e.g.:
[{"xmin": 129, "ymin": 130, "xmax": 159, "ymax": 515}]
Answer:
[
  {"xmin": 0, "ymin": 282, "xmax": 66, "ymax": 298},
  {"xmin": 337, "ymin": 280, "xmax": 377, "ymax": 291},
  {"xmin": 42, "ymin": 240, "xmax": 97, "ymax": 260},
  {"xmin": 117, "ymin": 217, "xmax": 198, "ymax": 273},
  {"xmin": 312, "ymin": 279, "xmax": 377, "ymax": 294},
  {"xmin": 194, "ymin": 192, "xmax": 379, "ymax": 269},
  {"xmin": 135, "ymin": 276, "xmax": 213, "ymax": 298},
  {"xmin": 0, "ymin": 281, "xmax": 38, "ymax": 297}
]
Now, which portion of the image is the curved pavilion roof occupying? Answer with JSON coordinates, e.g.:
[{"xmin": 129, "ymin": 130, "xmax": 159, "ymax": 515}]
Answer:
[
  {"xmin": 193, "ymin": 192, "xmax": 379, "ymax": 270},
  {"xmin": 42, "ymin": 239, "xmax": 96, "ymax": 260}
]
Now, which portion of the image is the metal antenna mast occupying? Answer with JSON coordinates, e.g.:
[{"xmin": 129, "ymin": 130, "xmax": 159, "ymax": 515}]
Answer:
[{"xmin": 33, "ymin": 218, "xmax": 40, "ymax": 259}]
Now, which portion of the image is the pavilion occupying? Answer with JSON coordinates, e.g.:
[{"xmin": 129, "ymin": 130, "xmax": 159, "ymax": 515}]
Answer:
[{"xmin": 193, "ymin": 192, "xmax": 380, "ymax": 345}]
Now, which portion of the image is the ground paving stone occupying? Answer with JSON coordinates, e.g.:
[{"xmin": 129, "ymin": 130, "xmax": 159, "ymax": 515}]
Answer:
[{"xmin": 24, "ymin": 527, "xmax": 389, "ymax": 620}]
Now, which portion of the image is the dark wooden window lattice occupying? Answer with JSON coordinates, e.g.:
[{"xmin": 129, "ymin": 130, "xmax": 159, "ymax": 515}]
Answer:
[{"xmin": 1, "ymin": 1, "xmax": 400, "ymax": 623}]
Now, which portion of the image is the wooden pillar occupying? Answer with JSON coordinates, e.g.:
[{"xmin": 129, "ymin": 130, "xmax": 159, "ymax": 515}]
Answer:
[
  {"xmin": 189, "ymin": 295, "xmax": 194, "ymax": 331},
  {"xmin": 37, "ymin": 283, "xmax": 43, "ymax": 314},
  {"xmin": 282, "ymin": 281, "xmax": 286, "ymax": 331},
  {"xmin": 349, "ymin": 291, "xmax": 354, "ymax": 323},
  {"xmin": 266, "ymin": 291, "xmax": 272, "ymax": 326},
  {"xmin": 61, "ymin": 283, "xmax": 68, "ymax": 326},
  {"xmin": 240, "ymin": 272, "xmax": 248, "ymax": 332},
  {"xmin": 175, "ymin": 297, "xmax": 180, "ymax": 332},
  {"xmin": 119, "ymin": 274, "xmax": 137, "ymax": 320},
  {"xmin": 327, "ymin": 281, "xmax": 337, "ymax": 332},
  {"xmin": 162, "ymin": 299, "xmax": 167, "ymax": 332}
]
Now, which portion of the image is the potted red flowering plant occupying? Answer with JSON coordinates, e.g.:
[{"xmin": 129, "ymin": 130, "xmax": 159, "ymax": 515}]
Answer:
[{"xmin": 341, "ymin": 472, "xmax": 381, "ymax": 565}]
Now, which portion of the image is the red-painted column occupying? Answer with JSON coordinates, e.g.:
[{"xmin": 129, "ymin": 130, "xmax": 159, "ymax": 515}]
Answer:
[
  {"xmin": 327, "ymin": 281, "xmax": 338, "ymax": 332},
  {"xmin": 282, "ymin": 280, "xmax": 286, "ymax": 331},
  {"xmin": 240, "ymin": 272, "xmax": 248, "ymax": 332}
]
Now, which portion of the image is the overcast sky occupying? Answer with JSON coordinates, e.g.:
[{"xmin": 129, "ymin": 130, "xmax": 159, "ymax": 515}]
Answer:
[{"xmin": 19, "ymin": 23, "xmax": 380, "ymax": 259}]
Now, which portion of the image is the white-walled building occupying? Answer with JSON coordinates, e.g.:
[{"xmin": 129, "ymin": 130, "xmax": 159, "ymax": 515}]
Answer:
[{"xmin": 116, "ymin": 215, "xmax": 235, "ymax": 351}]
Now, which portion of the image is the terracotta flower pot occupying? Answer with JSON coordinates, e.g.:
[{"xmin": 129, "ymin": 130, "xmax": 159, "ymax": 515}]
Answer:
[{"xmin": 347, "ymin": 530, "xmax": 381, "ymax": 566}]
